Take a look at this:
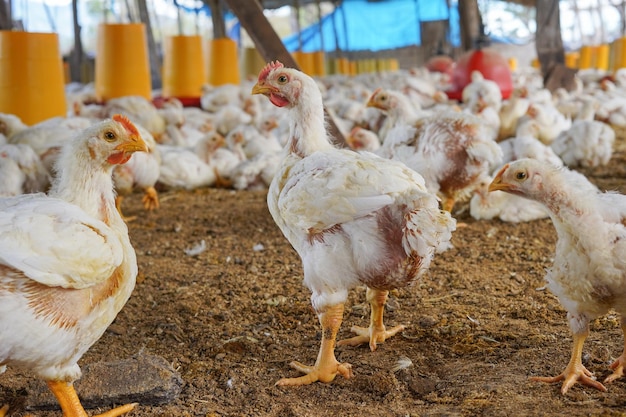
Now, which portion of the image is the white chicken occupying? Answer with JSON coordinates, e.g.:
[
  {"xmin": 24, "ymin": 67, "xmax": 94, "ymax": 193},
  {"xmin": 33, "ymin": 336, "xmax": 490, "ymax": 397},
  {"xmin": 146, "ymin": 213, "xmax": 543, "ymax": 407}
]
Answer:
[
  {"xmin": 550, "ymin": 118, "xmax": 615, "ymax": 168},
  {"xmin": 112, "ymin": 124, "xmax": 162, "ymax": 220},
  {"xmin": 489, "ymin": 158, "xmax": 626, "ymax": 394},
  {"xmin": 0, "ymin": 114, "xmax": 147, "ymax": 416},
  {"xmin": 376, "ymin": 111, "xmax": 503, "ymax": 213},
  {"xmin": 469, "ymin": 175, "xmax": 549, "ymax": 223},
  {"xmin": 461, "ymin": 70, "xmax": 503, "ymax": 111},
  {"xmin": 518, "ymin": 102, "xmax": 572, "ymax": 145},
  {"xmin": 366, "ymin": 87, "xmax": 425, "ymax": 141},
  {"xmin": 252, "ymin": 61, "xmax": 455, "ymax": 386},
  {"xmin": 498, "ymin": 94, "xmax": 529, "ymax": 140},
  {"xmin": 498, "ymin": 121, "xmax": 564, "ymax": 169},
  {"xmin": 103, "ymin": 95, "xmax": 167, "ymax": 140},
  {"xmin": 0, "ymin": 143, "xmax": 52, "ymax": 193},
  {"xmin": 345, "ymin": 126, "xmax": 381, "ymax": 152},
  {"xmin": 0, "ymin": 151, "xmax": 25, "ymax": 197}
]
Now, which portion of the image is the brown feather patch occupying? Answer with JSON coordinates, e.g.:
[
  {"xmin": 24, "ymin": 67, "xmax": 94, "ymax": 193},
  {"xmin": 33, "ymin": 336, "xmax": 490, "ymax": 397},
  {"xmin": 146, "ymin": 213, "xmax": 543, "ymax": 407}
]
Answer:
[{"xmin": 258, "ymin": 61, "xmax": 284, "ymax": 82}]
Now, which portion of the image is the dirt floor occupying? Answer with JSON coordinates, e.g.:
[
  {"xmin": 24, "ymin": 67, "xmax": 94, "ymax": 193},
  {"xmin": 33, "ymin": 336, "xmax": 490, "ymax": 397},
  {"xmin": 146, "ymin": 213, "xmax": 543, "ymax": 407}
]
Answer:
[{"xmin": 4, "ymin": 149, "xmax": 626, "ymax": 416}]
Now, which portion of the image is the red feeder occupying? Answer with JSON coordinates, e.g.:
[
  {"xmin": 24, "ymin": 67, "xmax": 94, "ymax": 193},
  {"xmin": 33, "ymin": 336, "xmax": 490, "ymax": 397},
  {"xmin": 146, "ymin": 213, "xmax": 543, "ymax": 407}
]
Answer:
[
  {"xmin": 446, "ymin": 48, "xmax": 513, "ymax": 101},
  {"xmin": 426, "ymin": 55, "xmax": 455, "ymax": 76}
]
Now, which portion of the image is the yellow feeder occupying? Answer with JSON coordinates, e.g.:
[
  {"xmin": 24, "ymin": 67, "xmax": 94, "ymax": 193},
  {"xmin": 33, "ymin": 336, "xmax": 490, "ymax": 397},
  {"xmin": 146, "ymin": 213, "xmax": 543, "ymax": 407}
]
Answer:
[
  {"xmin": 565, "ymin": 52, "xmax": 579, "ymax": 69},
  {"xmin": 242, "ymin": 47, "xmax": 265, "ymax": 80},
  {"xmin": 507, "ymin": 57, "xmax": 518, "ymax": 71},
  {"xmin": 0, "ymin": 31, "xmax": 66, "ymax": 125},
  {"xmin": 312, "ymin": 51, "xmax": 326, "ymax": 76},
  {"xmin": 578, "ymin": 45, "xmax": 594, "ymax": 69},
  {"xmin": 335, "ymin": 57, "xmax": 350, "ymax": 75},
  {"xmin": 610, "ymin": 38, "xmax": 622, "ymax": 72},
  {"xmin": 615, "ymin": 37, "xmax": 626, "ymax": 70},
  {"xmin": 596, "ymin": 44, "xmax": 610, "ymax": 71},
  {"xmin": 292, "ymin": 51, "xmax": 315, "ymax": 75},
  {"xmin": 95, "ymin": 23, "xmax": 152, "ymax": 102},
  {"xmin": 162, "ymin": 35, "xmax": 206, "ymax": 99},
  {"xmin": 206, "ymin": 38, "xmax": 240, "ymax": 86}
]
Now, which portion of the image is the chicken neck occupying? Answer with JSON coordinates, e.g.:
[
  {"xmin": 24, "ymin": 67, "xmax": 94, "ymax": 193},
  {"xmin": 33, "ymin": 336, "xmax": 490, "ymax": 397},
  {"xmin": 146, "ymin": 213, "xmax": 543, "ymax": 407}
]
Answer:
[
  {"xmin": 286, "ymin": 85, "xmax": 334, "ymax": 158},
  {"xmin": 48, "ymin": 146, "xmax": 119, "ymax": 224}
]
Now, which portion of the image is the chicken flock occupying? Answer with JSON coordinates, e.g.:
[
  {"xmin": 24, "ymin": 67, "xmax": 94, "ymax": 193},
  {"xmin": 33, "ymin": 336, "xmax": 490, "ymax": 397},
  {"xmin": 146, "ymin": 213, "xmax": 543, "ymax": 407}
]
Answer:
[{"xmin": 2, "ymin": 57, "xmax": 626, "ymax": 415}]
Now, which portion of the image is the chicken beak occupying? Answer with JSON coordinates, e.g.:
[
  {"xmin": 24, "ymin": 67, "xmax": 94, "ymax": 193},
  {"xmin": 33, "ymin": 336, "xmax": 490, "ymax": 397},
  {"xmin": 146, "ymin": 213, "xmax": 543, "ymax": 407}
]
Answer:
[
  {"xmin": 116, "ymin": 133, "xmax": 148, "ymax": 154},
  {"xmin": 488, "ymin": 164, "xmax": 510, "ymax": 192},
  {"xmin": 252, "ymin": 82, "xmax": 273, "ymax": 96}
]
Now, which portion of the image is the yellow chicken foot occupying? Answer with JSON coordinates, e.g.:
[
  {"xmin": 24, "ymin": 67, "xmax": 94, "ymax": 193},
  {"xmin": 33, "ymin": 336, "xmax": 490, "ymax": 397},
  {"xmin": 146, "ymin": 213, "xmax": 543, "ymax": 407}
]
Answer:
[
  {"xmin": 142, "ymin": 186, "xmax": 160, "ymax": 211},
  {"xmin": 529, "ymin": 329, "xmax": 607, "ymax": 394},
  {"xmin": 276, "ymin": 304, "xmax": 353, "ymax": 386},
  {"xmin": 48, "ymin": 380, "xmax": 137, "ymax": 417},
  {"xmin": 605, "ymin": 320, "xmax": 626, "ymax": 384},
  {"xmin": 0, "ymin": 404, "xmax": 9, "ymax": 417},
  {"xmin": 337, "ymin": 288, "xmax": 405, "ymax": 351},
  {"xmin": 114, "ymin": 196, "xmax": 137, "ymax": 222}
]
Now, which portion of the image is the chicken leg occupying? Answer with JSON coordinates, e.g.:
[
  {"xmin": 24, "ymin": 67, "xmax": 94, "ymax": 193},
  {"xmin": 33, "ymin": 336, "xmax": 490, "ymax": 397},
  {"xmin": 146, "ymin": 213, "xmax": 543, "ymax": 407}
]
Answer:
[
  {"xmin": 337, "ymin": 288, "xmax": 405, "ymax": 351},
  {"xmin": 275, "ymin": 304, "xmax": 353, "ymax": 386},
  {"xmin": 0, "ymin": 404, "xmax": 8, "ymax": 417},
  {"xmin": 47, "ymin": 380, "xmax": 137, "ymax": 417},
  {"xmin": 141, "ymin": 186, "xmax": 160, "ymax": 211},
  {"xmin": 604, "ymin": 318, "xmax": 626, "ymax": 384},
  {"xmin": 114, "ymin": 196, "xmax": 137, "ymax": 222},
  {"xmin": 529, "ymin": 327, "xmax": 607, "ymax": 394}
]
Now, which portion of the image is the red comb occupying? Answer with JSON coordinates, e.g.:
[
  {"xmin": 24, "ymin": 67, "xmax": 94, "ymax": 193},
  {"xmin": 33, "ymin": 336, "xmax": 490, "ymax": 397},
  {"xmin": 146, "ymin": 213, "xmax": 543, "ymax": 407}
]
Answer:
[
  {"xmin": 112, "ymin": 114, "xmax": 139, "ymax": 137},
  {"xmin": 258, "ymin": 60, "xmax": 284, "ymax": 82}
]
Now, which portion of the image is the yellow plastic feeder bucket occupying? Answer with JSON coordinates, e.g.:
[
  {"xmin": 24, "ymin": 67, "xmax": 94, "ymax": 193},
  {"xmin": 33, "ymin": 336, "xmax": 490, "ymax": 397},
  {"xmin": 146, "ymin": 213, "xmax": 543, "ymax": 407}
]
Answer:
[
  {"xmin": 162, "ymin": 35, "xmax": 206, "ymax": 99},
  {"xmin": 596, "ymin": 44, "xmax": 610, "ymax": 71},
  {"xmin": 312, "ymin": 51, "xmax": 326, "ymax": 76},
  {"xmin": 292, "ymin": 51, "xmax": 315, "ymax": 76},
  {"xmin": 242, "ymin": 47, "xmax": 265, "ymax": 80},
  {"xmin": 0, "ymin": 31, "xmax": 67, "ymax": 125},
  {"xmin": 578, "ymin": 45, "xmax": 594, "ymax": 69},
  {"xmin": 565, "ymin": 52, "xmax": 579, "ymax": 69},
  {"xmin": 206, "ymin": 38, "xmax": 240, "ymax": 86},
  {"xmin": 610, "ymin": 38, "xmax": 622, "ymax": 71},
  {"xmin": 95, "ymin": 23, "xmax": 152, "ymax": 102},
  {"xmin": 615, "ymin": 37, "xmax": 626, "ymax": 70}
]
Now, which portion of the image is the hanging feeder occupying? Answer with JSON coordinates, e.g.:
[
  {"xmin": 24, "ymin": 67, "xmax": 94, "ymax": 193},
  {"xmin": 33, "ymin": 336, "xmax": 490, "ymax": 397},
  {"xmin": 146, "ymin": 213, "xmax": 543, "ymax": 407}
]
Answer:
[
  {"xmin": 446, "ymin": 47, "xmax": 513, "ymax": 101},
  {"xmin": 0, "ymin": 31, "xmax": 66, "ymax": 125},
  {"xmin": 95, "ymin": 23, "xmax": 152, "ymax": 102},
  {"xmin": 206, "ymin": 38, "xmax": 240, "ymax": 86},
  {"xmin": 162, "ymin": 34, "xmax": 206, "ymax": 105}
]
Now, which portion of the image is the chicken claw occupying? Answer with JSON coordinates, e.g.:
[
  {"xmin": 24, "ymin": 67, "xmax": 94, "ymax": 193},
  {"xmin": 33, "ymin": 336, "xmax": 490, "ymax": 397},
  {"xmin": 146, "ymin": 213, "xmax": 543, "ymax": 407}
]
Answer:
[
  {"xmin": 276, "ymin": 359, "xmax": 353, "ymax": 386},
  {"xmin": 142, "ymin": 186, "xmax": 160, "ymax": 211},
  {"xmin": 529, "ymin": 331, "xmax": 607, "ymax": 394},
  {"xmin": 530, "ymin": 364, "xmax": 607, "ymax": 394},
  {"xmin": 338, "ymin": 324, "xmax": 406, "ymax": 351},
  {"xmin": 48, "ymin": 380, "xmax": 137, "ymax": 417},
  {"xmin": 276, "ymin": 304, "xmax": 353, "ymax": 386},
  {"xmin": 338, "ymin": 288, "xmax": 405, "ymax": 351}
]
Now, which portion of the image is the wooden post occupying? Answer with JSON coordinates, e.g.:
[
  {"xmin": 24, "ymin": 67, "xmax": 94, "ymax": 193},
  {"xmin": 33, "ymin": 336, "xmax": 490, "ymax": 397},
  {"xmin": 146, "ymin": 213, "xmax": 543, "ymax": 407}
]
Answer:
[
  {"xmin": 222, "ymin": 0, "xmax": 346, "ymax": 146},
  {"xmin": 536, "ymin": 0, "xmax": 576, "ymax": 92},
  {"xmin": 0, "ymin": 0, "xmax": 11, "ymax": 30},
  {"xmin": 70, "ymin": 0, "xmax": 84, "ymax": 83},
  {"xmin": 136, "ymin": 0, "xmax": 162, "ymax": 90},
  {"xmin": 458, "ymin": 0, "xmax": 480, "ymax": 51}
]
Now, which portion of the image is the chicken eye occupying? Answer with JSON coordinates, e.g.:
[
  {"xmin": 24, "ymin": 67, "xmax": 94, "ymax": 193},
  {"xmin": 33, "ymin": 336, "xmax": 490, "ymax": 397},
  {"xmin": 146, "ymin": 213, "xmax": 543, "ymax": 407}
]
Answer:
[
  {"xmin": 515, "ymin": 171, "xmax": 527, "ymax": 180},
  {"xmin": 277, "ymin": 75, "xmax": 288, "ymax": 84},
  {"xmin": 104, "ymin": 131, "xmax": 116, "ymax": 142}
]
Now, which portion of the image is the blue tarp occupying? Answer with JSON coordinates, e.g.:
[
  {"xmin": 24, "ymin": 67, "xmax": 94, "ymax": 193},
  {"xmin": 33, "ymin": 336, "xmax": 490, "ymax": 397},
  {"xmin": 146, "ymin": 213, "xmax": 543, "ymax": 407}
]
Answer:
[{"xmin": 282, "ymin": 0, "xmax": 460, "ymax": 53}]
